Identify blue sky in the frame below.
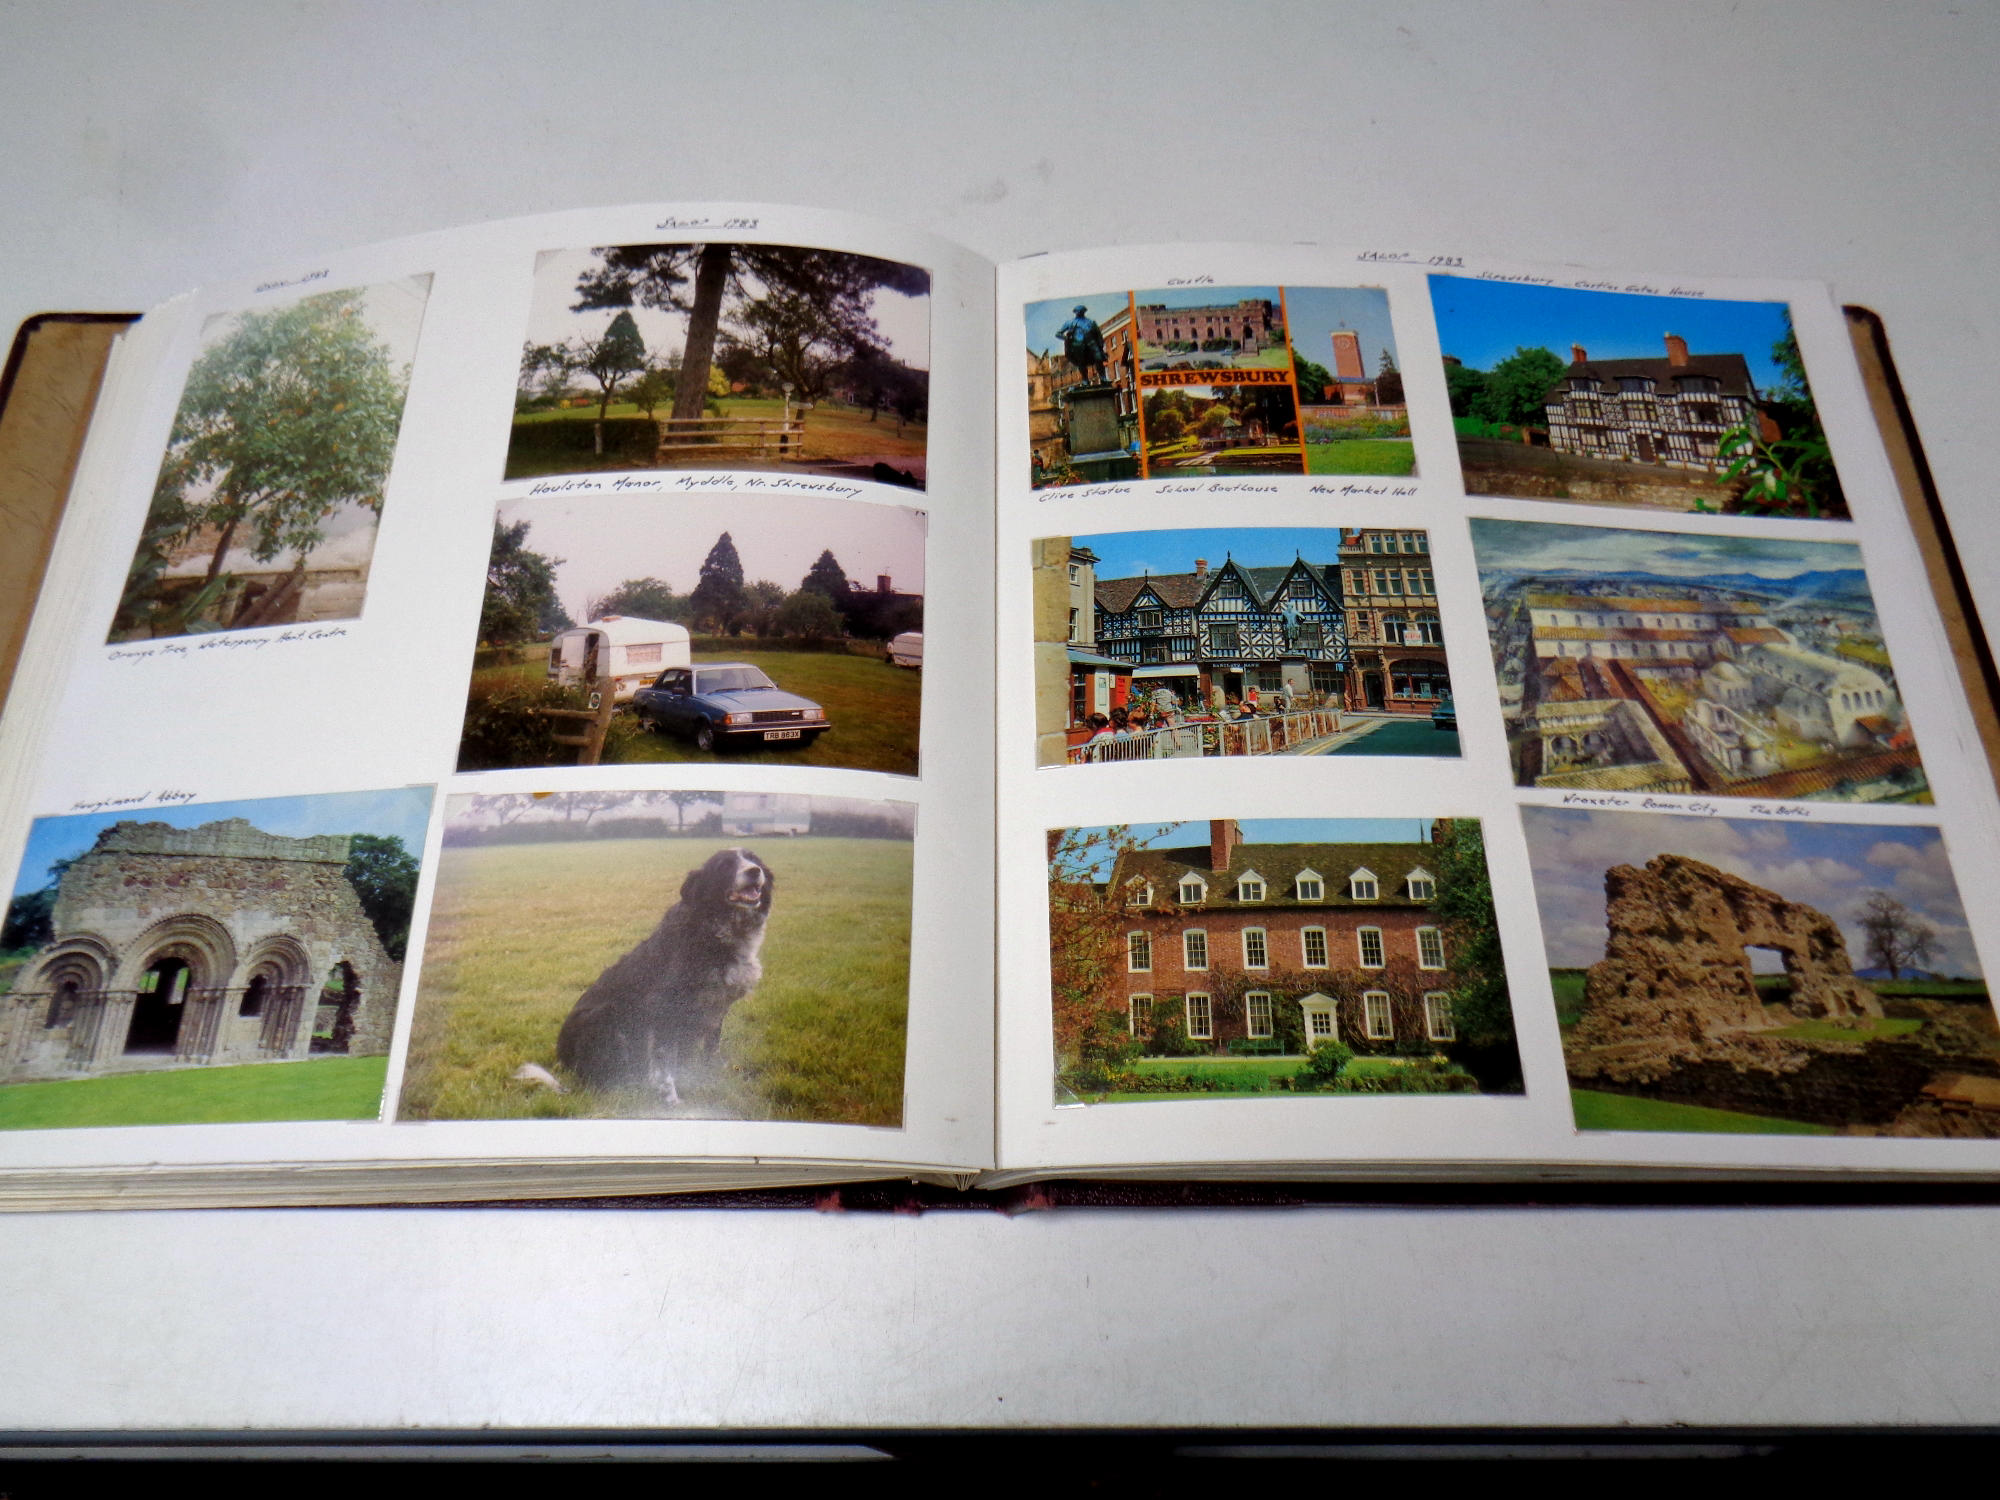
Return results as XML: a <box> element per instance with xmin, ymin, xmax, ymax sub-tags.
<box><xmin>1025</xmin><ymin>290</ymin><xmax>1131</xmax><ymax>356</ymax></box>
<box><xmin>1283</xmin><ymin>286</ymin><xmax>1398</xmax><ymax>380</ymax></box>
<box><xmin>1077</xmin><ymin>526</ymin><xmax>1354</xmax><ymax>582</ymax></box>
<box><xmin>1428</xmin><ymin>275</ymin><xmax>1795</xmax><ymax>390</ymax></box>
<box><xmin>1520</xmin><ymin>808</ymin><xmax>1981</xmax><ymax>977</ymax></box>
<box><xmin>1066</xmin><ymin>819</ymin><xmax>1442</xmax><ymax>880</ymax></box>
<box><xmin>1467</xmin><ymin>519</ymin><xmax>1863</xmax><ymax>581</ymax></box>
<box><xmin>11</xmin><ymin>788</ymin><xmax>435</xmax><ymax>897</ymax></box>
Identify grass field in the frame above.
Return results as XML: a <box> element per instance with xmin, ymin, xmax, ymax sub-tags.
<box><xmin>398</xmin><ymin>836</ymin><xmax>911</xmax><ymax>1125</ymax></box>
<box><xmin>471</xmin><ymin>647</ymin><xmax>921</xmax><ymax>776</ymax></box>
<box><xmin>0</xmin><ymin>1056</ymin><xmax>388</xmax><ymax>1131</ymax></box>
<box><xmin>1079</xmin><ymin>1053</ymin><xmax>1435</xmax><ymax>1102</ymax></box>
<box><xmin>1305</xmin><ymin>438</ymin><xmax>1418</xmax><ymax>476</ymax></box>
<box><xmin>506</xmin><ymin>398</ymin><xmax>926</xmax><ymax>479</ymax></box>
<box><xmin>1570</xmin><ymin>1088</ymin><xmax>1835</xmax><ymax>1135</ymax></box>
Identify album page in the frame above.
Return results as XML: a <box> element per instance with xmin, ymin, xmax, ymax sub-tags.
<box><xmin>0</xmin><ymin>203</ymin><xmax>998</xmax><ymax>1205</ymax></box>
<box><xmin>991</xmin><ymin>242</ymin><xmax>2000</xmax><ymax>1181</ymax></box>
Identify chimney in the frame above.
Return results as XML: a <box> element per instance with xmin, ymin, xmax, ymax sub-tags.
<box><xmin>1570</xmin><ymin>343</ymin><xmax>1588</xmax><ymax>364</ymax></box>
<box><xmin>1194</xmin><ymin>558</ymin><xmax>1208</xmax><ymax>578</ymax></box>
<box><xmin>1209</xmin><ymin>819</ymin><xmax>1241</xmax><ymax>873</ymax></box>
<box><xmin>1330</xmin><ymin>328</ymin><xmax>1364</xmax><ymax>380</ymax></box>
<box><xmin>1664</xmin><ymin>332</ymin><xmax>1689</xmax><ymax>367</ymax></box>
<box><xmin>877</xmin><ymin>574</ymin><xmax>892</xmax><ymax>594</ymax></box>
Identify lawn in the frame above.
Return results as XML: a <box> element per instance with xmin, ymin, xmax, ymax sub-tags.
<box><xmin>0</xmin><ymin>1056</ymin><xmax>389</xmax><ymax>1131</ymax></box>
<box><xmin>1570</xmin><ymin>1088</ymin><xmax>1835</xmax><ymax>1136</ymax></box>
<box><xmin>1079</xmin><ymin>1053</ymin><xmax>1443</xmax><ymax>1102</ymax></box>
<box><xmin>469</xmin><ymin>646</ymin><xmax>921</xmax><ymax>777</ymax></box>
<box><xmin>1763</xmin><ymin>1017</ymin><xmax>1924</xmax><ymax>1042</ymax></box>
<box><xmin>398</xmin><ymin>836</ymin><xmax>911</xmax><ymax>1125</ymax></box>
<box><xmin>506</xmin><ymin>398</ymin><xmax>925</xmax><ymax>479</ymax></box>
<box><xmin>1305</xmin><ymin>438</ymin><xmax>1418</xmax><ymax>476</ymax></box>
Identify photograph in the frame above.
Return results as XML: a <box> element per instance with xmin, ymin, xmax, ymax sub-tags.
<box><xmin>463</xmin><ymin>491</ymin><xmax>925</xmax><ymax>777</ymax></box>
<box><xmin>1048</xmin><ymin>817</ymin><xmax>1520</xmax><ymax>1103</ymax></box>
<box><xmin>1430</xmin><ymin>275</ymin><xmax>1846</xmax><ymax>517</ymax></box>
<box><xmin>398</xmin><ymin>790</ymin><xmax>914</xmax><ymax>1124</ymax></box>
<box><xmin>508</xmin><ymin>242</ymin><xmax>931</xmax><ymax>489</ymax></box>
<box><xmin>1033</xmin><ymin>526</ymin><xmax>1458</xmax><ymax>767</ymax></box>
<box><xmin>108</xmin><ymin>276</ymin><xmax>432</xmax><ymax>642</ymax></box>
<box><xmin>0</xmin><ymin>787</ymin><xmax>431</xmax><ymax>1130</ymax></box>
<box><xmin>1025</xmin><ymin>283</ymin><xmax>1407</xmax><ymax>488</ymax></box>
<box><xmin>1522</xmin><ymin>806</ymin><xmax>1996</xmax><ymax>1136</ymax></box>
<box><xmin>1470</xmin><ymin>519</ymin><xmax>1926</xmax><ymax>803</ymax></box>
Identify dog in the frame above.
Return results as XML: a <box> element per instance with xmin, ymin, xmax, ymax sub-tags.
<box><xmin>556</xmin><ymin>847</ymin><xmax>773</xmax><ymax>1105</ymax></box>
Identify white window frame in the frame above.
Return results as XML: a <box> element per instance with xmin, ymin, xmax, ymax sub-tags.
<box><xmin>1245</xmin><ymin>991</ymin><xmax>1274</xmax><ymax>1040</ymax></box>
<box><xmin>1363</xmin><ymin>990</ymin><xmax>1394</xmax><ymax>1040</ymax></box>
<box><xmin>1349</xmin><ymin>867</ymin><xmax>1379</xmax><ymax>900</ymax></box>
<box><xmin>1183</xmin><ymin>929</ymin><xmax>1209</xmax><ymax>971</ymax></box>
<box><xmin>1301</xmin><ymin>927</ymin><xmax>1328</xmax><ymax>969</ymax></box>
<box><xmin>1358</xmin><ymin>926</ymin><xmax>1385</xmax><ymax>969</ymax></box>
<box><xmin>1299</xmin><ymin>992</ymin><xmax>1338</xmax><ymax>1046</ymax></box>
<box><xmin>1126</xmin><ymin>878</ymin><xmax>1154</xmax><ymax>907</ymax></box>
<box><xmin>1241</xmin><ymin>927</ymin><xmax>1269</xmax><ymax>970</ymax></box>
<box><xmin>1295</xmin><ymin>868</ymin><xmax>1324</xmax><ymax>901</ymax></box>
<box><xmin>1127</xmin><ymin>931</ymin><xmax>1152</xmax><ymax>973</ymax></box>
<box><xmin>1417</xmin><ymin>926</ymin><xmax>1446</xmax><ymax>971</ymax></box>
<box><xmin>1235</xmin><ymin>870</ymin><xmax>1266</xmax><ymax>902</ymax></box>
<box><xmin>1130</xmin><ymin>993</ymin><xmax>1151</xmax><ymax>1036</ymax></box>
<box><xmin>1178</xmin><ymin>874</ymin><xmax>1207</xmax><ymax>905</ymax></box>
<box><xmin>1406</xmin><ymin>866</ymin><xmax>1436</xmax><ymax>901</ymax></box>
<box><xmin>1185</xmin><ymin>992</ymin><xmax>1213</xmax><ymax>1040</ymax></box>
<box><xmin>1424</xmin><ymin>991</ymin><xmax>1455</xmax><ymax>1042</ymax></box>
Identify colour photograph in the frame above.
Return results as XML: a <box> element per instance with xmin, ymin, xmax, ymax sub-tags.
<box><xmin>109</xmin><ymin>276</ymin><xmax>432</xmax><ymax>642</ymax></box>
<box><xmin>1048</xmin><ymin>817</ymin><xmax>1520</xmax><ymax>1102</ymax></box>
<box><xmin>463</xmin><ymin>492</ymin><xmax>925</xmax><ymax>777</ymax></box>
<box><xmin>0</xmin><ymin>788</ymin><xmax>431</xmax><ymax>1130</ymax></box>
<box><xmin>398</xmin><ymin>790</ymin><xmax>914</xmax><ymax>1124</ymax></box>
<box><xmin>1431</xmin><ymin>275</ymin><xmax>1846</xmax><ymax>517</ymax></box>
<box><xmin>1033</xmin><ymin>527</ymin><xmax>1457</xmax><ymax>767</ymax></box>
<box><xmin>1522</xmin><ymin>806</ymin><xmax>1996</xmax><ymax>1136</ymax></box>
<box><xmin>509</xmin><ymin>243</ymin><xmax>930</xmax><ymax>489</ymax></box>
<box><xmin>1025</xmin><ymin>284</ymin><xmax>1409</xmax><ymax>488</ymax></box>
<box><xmin>1470</xmin><ymin>519</ymin><xmax>1926</xmax><ymax>803</ymax></box>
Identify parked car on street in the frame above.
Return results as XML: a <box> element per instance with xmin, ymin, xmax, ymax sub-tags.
<box><xmin>630</xmin><ymin>663</ymin><xmax>830</xmax><ymax>752</ymax></box>
<box><xmin>1431</xmin><ymin>692</ymin><xmax>1457</xmax><ymax>731</ymax></box>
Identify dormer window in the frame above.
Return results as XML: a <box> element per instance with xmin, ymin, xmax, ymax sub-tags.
<box><xmin>1406</xmin><ymin>867</ymin><xmax>1436</xmax><ymax>901</ymax></box>
<box><xmin>1125</xmin><ymin>878</ymin><xmax>1154</xmax><ymax>908</ymax></box>
<box><xmin>1617</xmin><ymin>376</ymin><xmax>1655</xmax><ymax>395</ymax></box>
<box><xmin>1295</xmin><ymin>868</ymin><xmax>1324</xmax><ymax>901</ymax></box>
<box><xmin>1177</xmin><ymin>874</ymin><xmax>1206</xmax><ymax>906</ymax></box>
<box><xmin>1235</xmin><ymin>871</ymin><xmax>1265</xmax><ymax>903</ymax></box>
<box><xmin>1349</xmin><ymin>868</ymin><xmax>1379</xmax><ymax>901</ymax></box>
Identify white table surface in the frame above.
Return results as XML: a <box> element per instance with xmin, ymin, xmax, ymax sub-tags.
<box><xmin>3</xmin><ymin>0</ymin><xmax>1999</xmax><ymax>1434</ymax></box>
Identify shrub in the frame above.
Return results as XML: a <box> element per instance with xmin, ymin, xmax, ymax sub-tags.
<box><xmin>508</xmin><ymin>415</ymin><xmax>660</xmax><ymax>466</ymax></box>
<box><xmin>457</xmin><ymin>679</ymin><xmax>641</xmax><ymax>771</ymax></box>
<box><xmin>1298</xmin><ymin>1040</ymin><xmax>1354</xmax><ymax>1086</ymax></box>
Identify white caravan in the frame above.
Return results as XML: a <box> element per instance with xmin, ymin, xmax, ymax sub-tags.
<box><xmin>888</xmin><ymin>631</ymin><xmax>924</xmax><ymax>668</ymax></box>
<box><xmin>545</xmin><ymin>616</ymin><xmax>691</xmax><ymax>701</ymax></box>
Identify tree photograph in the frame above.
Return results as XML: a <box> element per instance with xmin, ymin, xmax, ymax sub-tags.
<box><xmin>109</xmin><ymin>276</ymin><xmax>431</xmax><ymax>642</ymax></box>
<box><xmin>507</xmin><ymin>241</ymin><xmax>931</xmax><ymax>489</ymax></box>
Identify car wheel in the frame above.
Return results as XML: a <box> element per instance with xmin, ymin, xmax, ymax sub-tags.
<box><xmin>694</xmin><ymin>721</ymin><xmax>717</xmax><ymax>753</ymax></box>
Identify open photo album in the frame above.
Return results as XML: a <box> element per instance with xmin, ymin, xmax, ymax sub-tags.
<box><xmin>2</xmin><ymin>202</ymin><xmax>1997</xmax><ymax>1208</ymax></box>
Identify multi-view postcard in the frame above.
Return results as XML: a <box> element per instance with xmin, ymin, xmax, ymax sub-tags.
<box><xmin>1046</xmin><ymin>816</ymin><xmax>1520</xmax><ymax>1103</ymax></box>
<box><xmin>510</xmin><ymin>242</ymin><xmax>932</xmax><ymax>490</ymax></box>
<box><xmin>1429</xmin><ymin>275</ymin><xmax>1846</xmax><ymax>519</ymax></box>
<box><xmin>1025</xmin><ymin>285</ymin><xmax>1412</xmax><ymax>489</ymax></box>
<box><xmin>1468</xmin><ymin>519</ymin><xmax>1926</xmax><ymax>803</ymax></box>
<box><xmin>0</xmin><ymin>788</ymin><xmax>433</xmax><ymax>1131</ymax></box>
<box><xmin>108</xmin><ymin>276</ymin><xmax>433</xmax><ymax>642</ymax></box>
<box><xmin>462</xmin><ymin>491</ymin><xmax>925</xmax><ymax>776</ymax></box>
<box><xmin>399</xmin><ymin>789</ymin><xmax>914</xmax><ymax>1125</ymax></box>
<box><xmin>1521</xmin><ymin>806</ymin><xmax>1992</xmax><ymax>1137</ymax></box>
<box><xmin>1032</xmin><ymin>526</ymin><xmax>1458</xmax><ymax>767</ymax></box>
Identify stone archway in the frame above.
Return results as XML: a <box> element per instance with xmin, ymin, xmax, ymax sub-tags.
<box><xmin>115</xmin><ymin>914</ymin><xmax>237</xmax><ymax>1063</ymax></box>
<box><xmin>237</xmin><ymin>935</ymin><xmax>315</xmax><ymax>1056</ymax></box>
<box><xmin>312</xmin><ymin>960</ymin><xmax>363</xmax><ymax>1055</ymax></box>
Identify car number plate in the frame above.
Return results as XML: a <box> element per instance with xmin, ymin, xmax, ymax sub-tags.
<box><xmin>763</xmin><ymin>729</ymin><xmax>801</xmax><ymax>740</ymax></box>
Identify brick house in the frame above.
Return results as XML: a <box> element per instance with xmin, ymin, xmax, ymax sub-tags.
<box><xmin>1338</xmin><ymin>528</ymin><xmax>1451</xmax><ymax>714</ymax></box>
<box><xmin>1103</xmin><ymin>819</ymin><xmax>1459</xmax><ymax>1053</ymax></box>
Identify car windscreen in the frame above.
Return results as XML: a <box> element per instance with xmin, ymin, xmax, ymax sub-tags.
<box><xmin>695</xmin><ymin>667</ymin><xmax>776</xmax><ymax>694</ymax></box>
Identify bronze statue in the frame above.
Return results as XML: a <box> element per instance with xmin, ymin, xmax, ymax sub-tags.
<box><xmin>1056</xmin><ymin>305</ymin><xmax>1108</xmax><ymax>385</ymax></box>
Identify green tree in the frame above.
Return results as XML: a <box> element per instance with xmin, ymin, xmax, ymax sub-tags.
<box><xmin>568</xmin><ymin>311</ymin><xmax>647</xmax><ymax>455</ymax></box>
<box><xmin>1858</xmin><ymin>891</ymin><xmax>1938</xmax><ymax>979</ymax></box>
<box><xmin>590</xmin><ymin>577</ymin><xmax>686</xmax><ymax>622</ymax></box>
<box><xmin>1714</xmin><ymin>310</ymin><xmax>1846</xmax><ymax>518</ymax></box>
<box><xmin>1469</xmin><ymin>346</ymin><xmax>1565</xmax><ymax>429</ymax></box>
<box><xmin>800</xmin><ymin>549</ymin><xmax>851</xmax><ymax>603</ymax></box>
<box><xmin>743</xmin><ymin>578</ymin><xmax>786</xmax><ymax>635</ymax></box>
<box><xmin>1429</xmin><ymin>819</ymin><xmax>1523</xmax><ymax>1091</ymax></box>
<box><xmin>1149</xmin><ymin>406</ymin><xmax>1186</xmax><ymax>442</ymax></box>
<box><xmin>626</xmin><ymin>361</ymin><xmax>674</xmax><ymax>420</ymax></box>
<box><xmin>140</xmin><ymin>288</ymin><xmax>409</xmax><ymax>599</ymax></box>
<box><xmin>572</xmin><ymin>245</ymin><xmax>930</xmax><ymax>425</ymax></box>
<box><xmin>342</xmin><ymin>834</ymin><xmax>420</xmax><ymax>962</ymax></box>
<box><xmin>689</xmin><ymin>532</ymin><xmax>748</xmax><ymax>633</ymax></box>
<box><xmin>479</xmin><ymin>520</ymin><xmax>567</xmax><ymax>645</ymax></box>
<box><xmin>1289</xmin><ymin>348</ymin><xmax>1334</xmax><ymax>400</ymax></box>
<box><xmin>1442</xmin><ymin>359</ymin><xmax>1487</xmax><ymax>417</ymax></box>
<box><xmin>776</xmin><ymin>587</ymin><xmax>843</xmax><ymax>641</ymax></box>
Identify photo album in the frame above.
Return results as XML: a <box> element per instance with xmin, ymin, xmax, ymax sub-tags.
<box><xmin>2</xmin><ymin>202</ymin><xmax>1997</xmax><ymax>1208</ymax></box>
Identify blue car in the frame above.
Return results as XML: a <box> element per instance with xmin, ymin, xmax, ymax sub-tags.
<box><xmin>1431</xmin><ymin>692</ymin><xmax>1457</xmax><ymax>731</ymax></box>
<box><xmin>631</xmin><ymin>663</ymin><xmax>831</xmax><ymax>752</ymax></box>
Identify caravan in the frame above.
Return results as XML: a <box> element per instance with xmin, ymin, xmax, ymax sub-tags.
<box><xmin>545</xmin><ymin>616</ymin><xmax>691</xmax><ymax>702</ymax></box>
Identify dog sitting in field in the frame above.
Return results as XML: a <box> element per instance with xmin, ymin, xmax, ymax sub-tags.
<box><xmin>556</xmin><ymin>847</ymin><xmax>773</xmax><ymax>1105</ymax></box>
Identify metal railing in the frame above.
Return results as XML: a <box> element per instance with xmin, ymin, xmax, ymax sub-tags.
<box><xmin>1068</xmin><ymin>709</ymin><xmax>1343</xmax><ymax>764</ymax></box>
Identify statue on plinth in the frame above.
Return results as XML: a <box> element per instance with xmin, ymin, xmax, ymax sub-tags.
<box><xmin>1056</xmin><ymin>305</ymin><xmax>1108</xmax><ymax>386</ymax></box>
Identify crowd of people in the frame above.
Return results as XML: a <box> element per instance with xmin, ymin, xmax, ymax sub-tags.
<box><xmin>1077</xmin><ymin>682</ymin><xmax>1337</xmax><ymax>746</ymax></box>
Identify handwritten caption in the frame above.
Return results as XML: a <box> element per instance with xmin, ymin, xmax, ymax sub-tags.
<box><xmin>69</xmin><ymin>789</ymin><xmax>198</xmax><ymax>815</ymax></box>
<box><xmin>1557</xmin><ymin>791</ymin><xmax>1811</xmax><ymax>820</ymax></box>
<box><xmin>654</xmin><ymin>216</ymin><xmax>761</xmax><ymax>231</ymax></box>
<box><xmin>254</xmin><ymin>269</ymin><xmax>330</xmax><ymax>294</ymax></box>
<box><xmin>1355</xmin><ymin>251</ymin><xmax>1709</xmax><ymax>299</ymax></box>
<box><xmin>526</xmin><ymin>473</ymin><xmax>865</xmax><ymax>502</ymax></box>
<box><xmin>105</xmin><ymin>626</ymin><xmax>348</xmax><ymax>664</ymax></box>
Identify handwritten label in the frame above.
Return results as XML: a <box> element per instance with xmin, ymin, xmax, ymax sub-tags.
<box><xmin>653</xmin><ymin>216</ymin><xmax>760</xmax><ymax>231</ymax></box>
<box><xmin>105</xmin><ymin>627</ymin><xmax>347</xmax><ymax>663</ymax></box>
<box><xmin>254</xmin><ymin>269</ymin><xmax>330</xmax><ymax>294</ymax></box>
<box><xmin>1165</xmin><ymin>275</ymin><xmax>1214</xmax><ymax>286</ymax></box>
<box><xmin>1309</xmin><ymin>482</ymin><xmax>1418</xmax><ymax>497</ymax></box>
<box><xmin>526</xmin><ymin>473</ymin><xmax>865</xmax><ymax>502</ymax></box>
<box><xmin>69</xmin><ymin>789</ymin><xmax>201</xmax><ymax>814</ymax></box>
<box><xmin>1748</xmin><ymin>803</ymin><xmax>1812</xmax><ymax>818</ymax></box>
<box><xmin>1356</xmin><ymin>253</ymin><xmax>1464</xmax><ymax>267</ymax></box>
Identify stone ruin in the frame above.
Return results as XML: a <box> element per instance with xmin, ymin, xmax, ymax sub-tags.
<box><xmin>1</xmin><ymin>818</ymin><xmax>401</xmax><ymax>1083</ymax></box>
<box><xmin>1567</xmin><ymin>853</ymin><xmax>1882</xmax><ymax>1084</ymax></box>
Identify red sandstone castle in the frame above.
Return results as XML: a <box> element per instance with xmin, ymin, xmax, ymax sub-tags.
<box><xmin>1101</xmin><ymin>819</ymin><xmax>1460</xmax><ymax>1051</ymax></box>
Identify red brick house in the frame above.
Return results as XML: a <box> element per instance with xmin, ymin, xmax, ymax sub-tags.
<box><xmin>1103</xmin><ymin>819</ymin><xmax>1460</xmax><ymax>1053</ymax></box>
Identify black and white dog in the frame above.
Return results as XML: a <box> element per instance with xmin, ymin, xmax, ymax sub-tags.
<box><xmin>557</xmin><ymin>848</ymin><xmax>773</xmax><ymax>1104</ymax></box>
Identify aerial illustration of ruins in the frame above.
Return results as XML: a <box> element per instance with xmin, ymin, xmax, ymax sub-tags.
<box><xmin>1470</xmin><ymin>519</ymin><xmax>1927</xmax><ymax>803</ymax></box>
<box><xmin>1522</xmin><ymin>807</ymin><xmax>1998</xmax><ymax>1136</ymax></box>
